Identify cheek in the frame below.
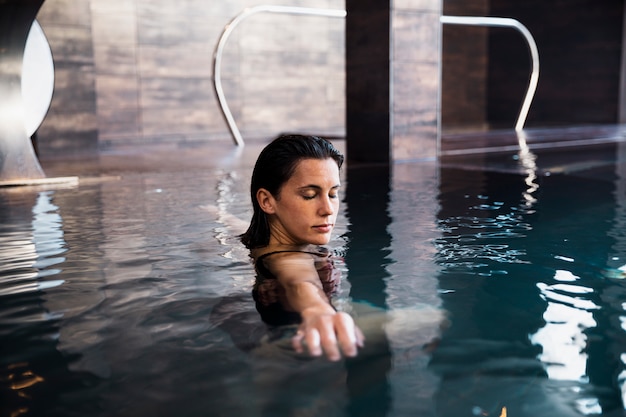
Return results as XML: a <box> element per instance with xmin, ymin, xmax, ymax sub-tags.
<box><xmin>278</xmin><ymin>200</ymin><xmax>308</xmax><ymax>224</ymax></box>
<box><xmin>276</xmin><ymin>196</ymin><xmax>299</xmax><ymax>211</ymax></box>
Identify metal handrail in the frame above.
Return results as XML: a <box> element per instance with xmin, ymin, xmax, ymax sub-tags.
<box><xmin>213</xmin><ymin>5</ymin><xmax>347</xmax><ymax>146</ymax></box>
<box><xmin>440</xmin><ymin>15</ymin><xmax>539</xmax><ymax>132</ymax></box>
<box><xmin>213</xmin><ymin>9</ymin><xmax>539</xmax><ymax>145</ymax></box>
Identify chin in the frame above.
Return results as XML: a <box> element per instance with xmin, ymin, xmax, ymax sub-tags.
<box><xmin>310</xmin><ymin>235</ymin><xmax>332</xmax><ymax>246</ymax></box>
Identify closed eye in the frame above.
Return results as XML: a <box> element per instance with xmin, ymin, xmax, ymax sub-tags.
<box><xmin>299</xmin><ymin>185</ymin><xmax>340</xmax><ymax>200</ymax></box>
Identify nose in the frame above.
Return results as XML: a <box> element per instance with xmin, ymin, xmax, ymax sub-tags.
<box><xmin>318</xmin><ymin>195</ymin><xmax>335</xmax><ymax>216</ymax></box>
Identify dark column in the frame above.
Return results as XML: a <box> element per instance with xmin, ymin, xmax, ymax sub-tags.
<box><xmin>345</xmin><ymin>0</ymin><xmax>391</xmax><ymax>163</ymax></box>
<box><xmin>346</xmin><ymin>1</ymin><xmax>442</xmax><ymax>163</ymax></box>
<box><xmin>0</xmin><ymin>0</ymin><xmax>46</xmax><ymax>181</ymax></box>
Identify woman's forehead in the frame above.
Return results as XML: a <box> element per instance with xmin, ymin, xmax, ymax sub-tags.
<box><xmin>289</xmin><ymin>158</ymin><xmax>340</xmax><ymax>185</ymax></box>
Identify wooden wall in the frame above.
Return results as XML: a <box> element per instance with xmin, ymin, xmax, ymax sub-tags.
<box><xmin>442</xmin><ymin>0</ymin><xmax>625</xmax><ymax>130</ymax></box>
<box><xmin>488</xmin><ymin>0</ymin><xmax>624</xmax><ymax>127</ymax></box>
<box><xmin>346</xmin><ymin>0</ymin><xmax>442</xmax><ymax>162</ymax></box>
<box><xmin>34</xmin><ymin>0</ymin><xmax>626</xmax><ymax>155</ymax></box>
<box><xmin>441</xmin><ymin>0</ymin><xmax>489</xmax><ymax>132</ymax></box>
<box><xmin>37</xmin><ymin>1</ymin><xmax>98</xmax><ymax>155</ymax></box>
<box><xmin>35</xmin><ymin>0</ymin><xmax>345</xmax><ymax>156</ymax></box>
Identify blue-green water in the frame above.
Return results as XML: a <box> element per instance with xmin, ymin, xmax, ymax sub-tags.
<box><xmin>2</xmin><ymin>145</ymin><xmax>626</xmax><ymax>416</ymax></box>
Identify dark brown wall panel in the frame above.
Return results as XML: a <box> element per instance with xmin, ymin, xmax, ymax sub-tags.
<box><xmin>488</xmin><ymin>0</ymin><xmax>624</xmax><ymax>127</ymax></box>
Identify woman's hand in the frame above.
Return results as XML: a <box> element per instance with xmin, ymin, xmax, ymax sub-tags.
<box><xmin>292</xmin><ymin>306</ymin><xmax>364</xmax><ymax>361</ymax></box>
<box><xmin>263</xmin><ymin>251</ymin><xmax>364</xmax><ymax>361</ymax></box>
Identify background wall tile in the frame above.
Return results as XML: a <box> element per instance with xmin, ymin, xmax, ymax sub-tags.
<box><xmin>36</xmin><ymin>0</ymin><xmax>346</xmax><ymax>155</ymax></box>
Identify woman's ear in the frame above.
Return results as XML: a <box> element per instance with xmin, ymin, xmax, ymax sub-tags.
<box><xmin>256</xmin><ymin>188</ymin><xmax>276</xmax><ymax>214</ymax></box>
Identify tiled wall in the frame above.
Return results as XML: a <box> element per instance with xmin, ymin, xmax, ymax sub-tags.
<box><xmin>36</xmin><ymin>0</ymin><xmax>345</xmax><ymax>155</ymax></box>
<box><xmin>36</xmin><ymin>1</ymin><xmax>98</xmax><ymax>156</ymax></box>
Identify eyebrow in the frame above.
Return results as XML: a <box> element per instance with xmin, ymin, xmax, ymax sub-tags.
<box><xmin>298</xmin><ymin>184</ymin><xmax>341</xmax><ymax>190</ymax></box>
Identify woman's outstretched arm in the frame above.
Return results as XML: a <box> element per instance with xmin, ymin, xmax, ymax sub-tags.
<box><xmin>264</xmin><ymin>252</ymin><xmax>364</xmax><ymax>361</ymax></box>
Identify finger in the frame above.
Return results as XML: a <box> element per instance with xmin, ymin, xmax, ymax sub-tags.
<box><xmin>305</xmin><ymin>329</ymin><xmax>322</xmax><ymax>357</ymax></box>
<box><xmin>335</xmin><ymin>313</ymin><xmax>358</xmax><ymax>357</ymax></box>
<box><xmin>321</xmin><ymin>343</ymin><xmax>341</xmax><ymax>362</ymax></box>
<box><xmin>292</xmin><ymin>329</ymin><xmax>305</xmax><ymax>354</ymax></box>
<box><xmin>319</xmin><ymin>323</ymin><xmax>341</xmax><ymax>361</ymax></box>
<box><xmin>355</xmin><ymin>325</ymin><xmax>365</xmax><ymax>347</ymax></box>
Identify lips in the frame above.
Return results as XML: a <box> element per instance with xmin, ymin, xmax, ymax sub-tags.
<box><xmin>313</xmin><ymin>224</ymin><xmax>333</xmax><ymax>233</ymax></box>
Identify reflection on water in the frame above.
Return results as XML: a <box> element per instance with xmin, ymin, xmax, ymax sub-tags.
<box><xmin>0</xmin><ymin>192</ymin><xmax>65</xmax><ymax>297</ymax></box>
<box><xmin>515</xmin><ymin>131</ymin><xmax>539</xmax><ymax>209</ymax></box>
<box><xmin>433</xmin><ymin>142</ymin><xmax>626</xmax><ymax>416</ymax></box>
<box><xmin>2</xmin><ymin>142</ymin><xmax>626</xmax><ymax>416</ymax></box>
<box><xmin>0</xmin><ymin>172</ymin><xmax>257</xmax><ymax>416</ymax></box>
<box><xmin>344</xmin><ymin>164</ymin><xmax>393</xmax><ymax>416</ymax></box>
<box><xmin>531</xmin><ymin>271</ymin><xmax>598</xmax><ymax>383</ymax></box>
<box><xmin>0</xmin><ymin>188</ymin><xmax>86</xmax><ymax>416</ymax></box>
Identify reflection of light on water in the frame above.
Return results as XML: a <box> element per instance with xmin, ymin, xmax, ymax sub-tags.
<box><xmin>210</xmin><ymin>170</ymin><xmax>256</xmax><ymax>260</ymax></box>
<box><xmin>436</xmin><ymin>209</ymin><xmax>532</xmax><ymax>270</ymax></box>
<box><xmin>530</xmin><ymin>268</ymin><xmax>601</xmax><ymax>412</ymax></box>
<box><xmin>531</xmin><ymin>301</ymin><xmax>595</xmax><ymax>380</ymax></box>
<box><xmin>32</xmin><ymin>192</ymin><xmax>66</xmax><ymax>272</ymax></box>
<box><xmin>531</xmin><ymin>270</ymin><xmax>598</xmax><ymax>381</ymax></box>
<box><xmin>611</xmin><ymin>134</ymin><xmax>626</xmax><ymax>409</ymax></box>
<box><xmin>575</xmin><ymin>398</ymin><xmax>603</xmax><ymax>415</ymax></box>
<box><xmin>619</xmin><ymin>353</ymin><xmax>626</xmax><ymax>410</ymax></box>
<box><xmin>0</xmin><ymin>191</ymin><xmax>66</xmax><ymax>411</ymax></box>
<box><xmin>0</xmin><ymin>192</ymin><xmax>65</xmax><ymax>297</ymax></box>
<box><xmin>215</xmin><ymin>171</ymin><xmax>240</xmax><ymax>259</ymax></box>
<box><xmin>516</xmin><ymin>131</ymin><xmax>539</xmax><ymax>208</ymax></box>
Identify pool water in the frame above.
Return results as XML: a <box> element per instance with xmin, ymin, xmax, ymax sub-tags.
<box><xmin>2</xmin><ymin>141</ymin><xmax>626</xmax><ymax>416</ymax></box>
<box><xmin>433</xmin><ymin>164</ymin><xmax>626</xmax><ymax>417</ymax></box>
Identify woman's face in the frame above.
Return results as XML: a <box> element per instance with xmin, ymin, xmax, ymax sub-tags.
<box><xmin>260</xmin><ymin>158</ymin><xmax>340</xmax><ymax>246</ymax></box>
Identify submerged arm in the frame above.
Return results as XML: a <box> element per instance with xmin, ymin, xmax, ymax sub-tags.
<box><xmin>266</xmin><ymin>252</ymin><xmax>364</xmax><ymax>361</ymax></box>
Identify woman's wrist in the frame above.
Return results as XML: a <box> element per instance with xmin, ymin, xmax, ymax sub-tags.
<box><xmin>300</xmin><ymin>304</ymin><xmax>336</xmax><ymax>319</ymax></box>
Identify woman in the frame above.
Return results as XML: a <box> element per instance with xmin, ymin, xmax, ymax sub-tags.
<box><xmin>241</xmin><ymin>134</ymin><xmax>364</xmax><ymax>361</ymax></box>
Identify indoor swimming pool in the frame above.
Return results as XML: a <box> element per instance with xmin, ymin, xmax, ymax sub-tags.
<box><xmin>2</xmin><ymin>138</ymin><xmax>626</xmax><ymax>416</ymax></box>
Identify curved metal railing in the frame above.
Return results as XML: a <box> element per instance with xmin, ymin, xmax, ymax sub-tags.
<box><xmin>440</xmin><ymin>15</ymin><xmax>539</xmax><ymax>132</ymax></box>
<box><xmin>213</xmin><ymin>8</ymin><xmax>539</xmax><ymax>146</ymax></box>
<box><xmin>213</xmin><ymin>5</ymin><xmax>347</xmax><ymax>146</ymax></box>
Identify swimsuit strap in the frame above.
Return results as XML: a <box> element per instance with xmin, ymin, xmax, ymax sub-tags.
<box><xmin>256</xmin><ymin>248</ymin><xmax>328</xmax><ymax>263</ymax></box>
<box><xmin>255</xmin><ymin>247</ymin><xmax>331</xmax><ymax>281</ymax></box>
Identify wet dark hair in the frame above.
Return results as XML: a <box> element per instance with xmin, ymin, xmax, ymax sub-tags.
<box><xmin>240</xmin><ymin>134</ymin><xmax>344</xmax><ymax>249</ymax></box>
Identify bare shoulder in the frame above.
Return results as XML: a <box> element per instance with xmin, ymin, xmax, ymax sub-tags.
<box><xmin>252</xmin><ymin>244</ymin><xmax>320</xmax><ymax>261</ymax></box>
<box><xmin>259</xmin><ymin>248</ymin><xmax>316</xmax><ymax>268</ymax></box>
<box><xmin>255</xmin><ymin>246</ymin><xmax>321</xmax><ymax>285</ymax></box>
